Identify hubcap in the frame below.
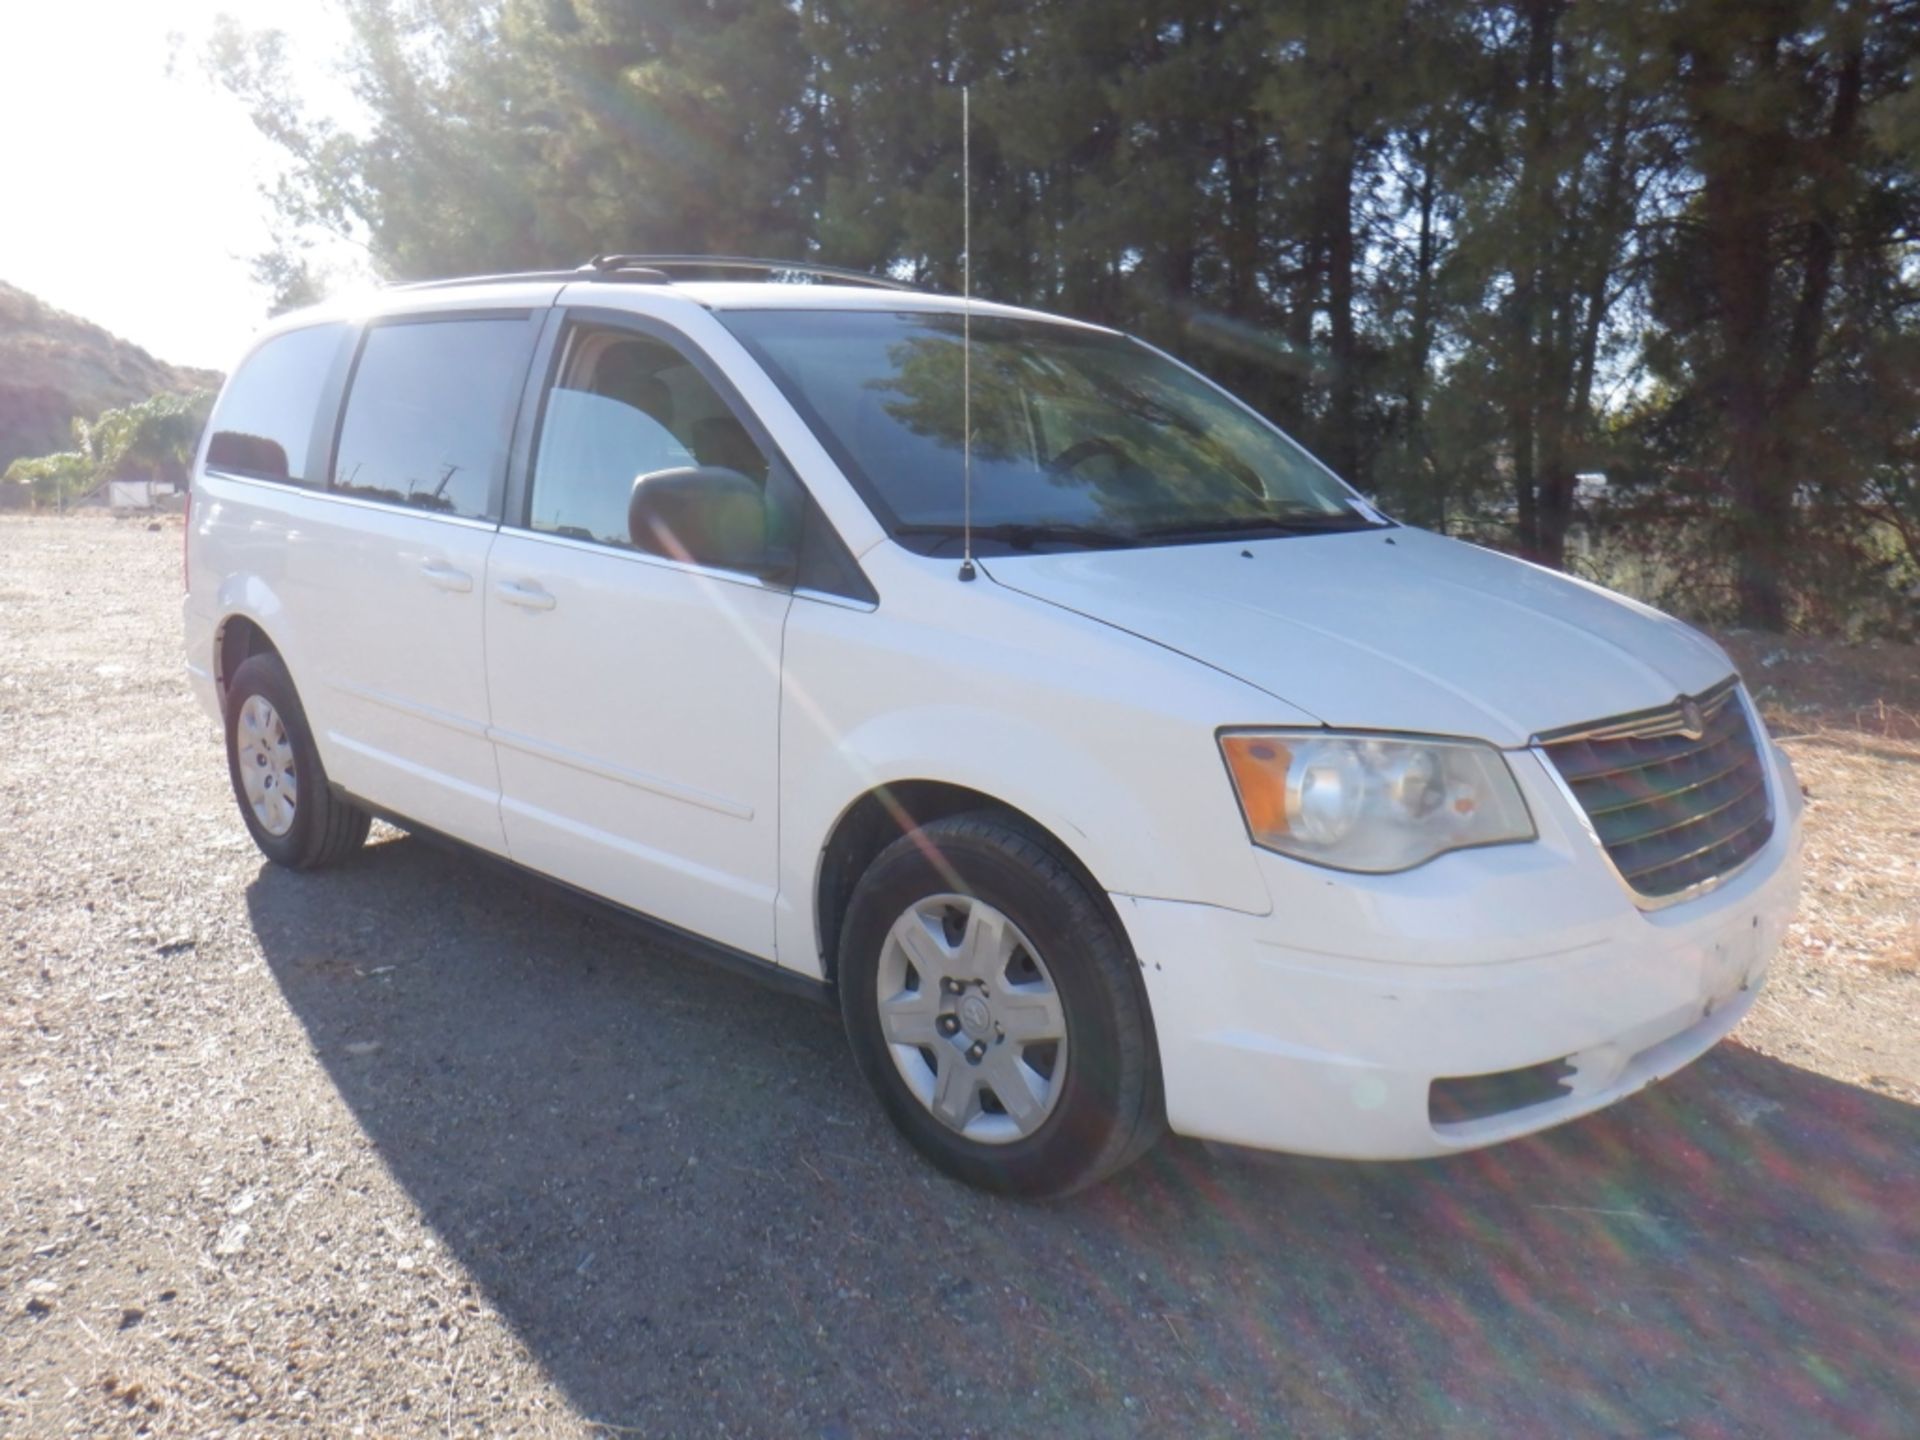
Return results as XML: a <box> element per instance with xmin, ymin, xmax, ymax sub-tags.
<box><xmin>236</xmin><ymin>694</ymin><xmax>298</xmax><ymax>837</ymax></box>
<box><xmin>875</xmin><ymin>894</ymin><xmax>1068</xmax><ymax>1145</ymax></box>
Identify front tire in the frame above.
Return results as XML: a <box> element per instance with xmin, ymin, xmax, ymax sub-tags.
<box><xmin>839</xmin><ymin>813</ymin><xmax>1163</xmax><ymax>1196</ymax></box>
<box><xmin>223</xmin><ymin>651</ymin><xmax>370</xmax><ymax>869</ymax></box>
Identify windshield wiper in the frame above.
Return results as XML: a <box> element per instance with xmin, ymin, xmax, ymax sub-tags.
<box><xmin>893</xmin><ymin>522</ymin><xmax>1141</xmax><ymax>552</ymax></box>
<box><xmin>1136</xmin><ymin>511</ymin><xmax>1389</xmax><ymax>541</ymax></box>
<box><xmin>894</xmin><ymin>512</ymin><xmax>1383</xmax><ymax>554</ymax></box>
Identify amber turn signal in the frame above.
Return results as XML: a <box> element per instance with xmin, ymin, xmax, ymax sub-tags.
<box><xmin>1220</xmin><ymin>734</ymin><xmax>1292</xmax><ymax>841</ymax></box>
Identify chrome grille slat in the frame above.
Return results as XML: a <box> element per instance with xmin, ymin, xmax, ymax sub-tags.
<box><xmin>1590</xmin><ymin>772</ymin><xmax>1768</xmax><ymax>849</ymax></box>
<box><xmin>1622</xmin><ymin>809</ymin><xmax>1773</xmax><ymax>888</ymax></box>
<box><xmin>1546</xmin><ymin>702</ymin><xmax>1747</xmax><ymax>783</ymax></box>
<box><xmin>1577</xmin><ymin>745</ymin><xmax>1754</xmax><ymax>817</ymax></box>
<box><xmin>1541</xmin><ymin>682</ymin><xmax>1773</xmax><ymax>902</ymax></box>
<box><xmin>1610</xmin><ymin>785</ymin><xmax>1770</xmax><ymax>877</ymax></box>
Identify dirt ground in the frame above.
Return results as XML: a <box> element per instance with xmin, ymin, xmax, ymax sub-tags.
<box><xmin>3</xmin><ymin>514</ymin><xmax>1916</xmax><ymax>1438</ymax></box>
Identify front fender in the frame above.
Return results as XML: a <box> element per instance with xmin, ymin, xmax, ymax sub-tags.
<box><xmin>773</xmin><ymin>574</ymin><xmax>1300</xmax><ymax>978</ymax></box>
<box><xmin>819</xmin><ymin>700</ymin><xmax>1165</xmax><ymax>870</ymax></box>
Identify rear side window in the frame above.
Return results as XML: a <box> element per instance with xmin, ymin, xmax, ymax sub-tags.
<box><xmin>332</xmin><ymin>316</ymin><xmax>534</xmax><ymax>520</ymax></box>
<box><xmin>204</xmin><ymin>323</ymin><xmax>349</xmax><ymax>484</ymax></box>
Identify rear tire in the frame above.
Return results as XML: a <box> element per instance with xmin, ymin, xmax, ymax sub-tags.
<box><xmin>839</xmin><ymin>812</ymin><xmax>1163</xmax><ymax>1196</ymax></box>
<box><xmin>224</xmin><ymin>651</ymin><xmax>370</xmax><ymax>869</ymax></box>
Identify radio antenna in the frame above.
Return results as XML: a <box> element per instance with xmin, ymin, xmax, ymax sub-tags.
<box><xmin>957</xmin><ymin>84</ymin><xmax>977</xmax><ymax>582</ymax></box>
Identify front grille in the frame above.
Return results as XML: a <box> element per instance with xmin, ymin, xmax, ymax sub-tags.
<box><xmin>1540</xmin><ymin>680</ymin><xmax>1772</xmax><ymax>901</ymax></box>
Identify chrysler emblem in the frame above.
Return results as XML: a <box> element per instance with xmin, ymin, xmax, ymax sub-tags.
<box><xmin>1678</xmin><ymin>698</ymin><xmax>1706</xmax><ymax>740</ymax></box>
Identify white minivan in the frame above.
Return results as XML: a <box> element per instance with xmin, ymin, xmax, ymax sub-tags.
<box><xmin>185</xmin><ymin>256</ymin><xmax>1804</xmax><ymax>1195</ymax></box>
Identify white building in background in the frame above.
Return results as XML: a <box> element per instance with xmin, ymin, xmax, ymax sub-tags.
<box><xmin>103</xmin><ymin>479</ymin><xmax>178</xmax><ymax>510</ymax></box>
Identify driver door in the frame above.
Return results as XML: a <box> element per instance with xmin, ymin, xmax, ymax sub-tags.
<box><xmin>482</xmin><ymin>314</ymin><xmax>793</xmax><ymax>959</ymax></box>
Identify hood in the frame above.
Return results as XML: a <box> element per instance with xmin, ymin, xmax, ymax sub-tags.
<box><xmin>981</xmin><ymin>526</ymin><xmax>1734</xmax><ymax>747</ymax></box>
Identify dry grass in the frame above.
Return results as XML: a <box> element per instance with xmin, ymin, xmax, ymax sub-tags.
<box><xmin>1718</xmin><ymin>630</ymin><xmax>1920</xmax><ymax>1101</ymax></box>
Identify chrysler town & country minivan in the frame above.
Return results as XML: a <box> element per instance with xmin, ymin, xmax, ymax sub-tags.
<box><xmin>185</xmin><ymin>256</ymin><xmax>1804</xmax><ymax>1195</ymax></box>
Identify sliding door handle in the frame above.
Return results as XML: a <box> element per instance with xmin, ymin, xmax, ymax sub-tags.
<box><xmin>494</xmin><ymin>578</ymin><xmax>557</xmax><ymax>611</ymax></box>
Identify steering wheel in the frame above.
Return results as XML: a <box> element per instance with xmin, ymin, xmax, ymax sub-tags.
<box><xmin>1045</xmin><ymin>435</ymin><xmax>1133</xmax><ymax>476</ymax></box>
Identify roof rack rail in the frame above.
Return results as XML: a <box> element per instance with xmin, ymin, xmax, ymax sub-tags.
<box><xmin>384</xmin><ymin>255</ymin><xmax>920</xmax><ymax>295</ymax></box>
<box><xmin>387</xmin><ymin>268</ymin><xmax>588</xmax><ymax>292</ymax></box>
<box><xmin>581</xmin><ymin>254</ymin><xmax>917</xmax><ymax>292</ymax></box>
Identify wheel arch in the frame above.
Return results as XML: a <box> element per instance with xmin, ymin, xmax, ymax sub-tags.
<box><xmin>209</xmin><ymin>565</ymin><xmax>303</xmax><ymax>709</ymax></box>
<box><xmin>812</xmin><ymin>779</ymin><xmax>1129</xmax><ymax>988</ymax></box>
<box><xmin>215</xmin><ymin>613</ymin><xmax>283</xmax><ymax>706</ymax></box>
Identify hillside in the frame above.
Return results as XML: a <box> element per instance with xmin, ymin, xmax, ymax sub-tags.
<box><xmin>0</xmin><ymin>281</ymin><xmax>222</xmax><ymax>472</ymax></box>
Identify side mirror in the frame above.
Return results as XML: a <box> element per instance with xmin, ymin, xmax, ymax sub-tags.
<box><xmin>627</xmin><ymin>466</ymin><xmax>774</xmax><ymax>575</ymax></box>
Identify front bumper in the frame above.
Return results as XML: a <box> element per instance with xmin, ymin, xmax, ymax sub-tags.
<box><xmin>1117</xmin><ymin>741</ymin><xmax>1805</xmax><ymax>1160</ymax></box>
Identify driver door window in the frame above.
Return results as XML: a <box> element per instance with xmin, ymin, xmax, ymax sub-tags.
<box><xmin>528</xmin><ymin>330</ymin><xmax>771</xmax><ymax>564</ymax></box>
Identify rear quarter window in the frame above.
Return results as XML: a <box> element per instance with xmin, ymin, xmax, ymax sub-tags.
<box><xmin>331</xmin><ymin>315</ymin><xmax>536</xmax><ymax>521</ymax></box>
<box><xmin>204</xmin><ymin>323</ymin><xmax>352</xmax><ymax>484</ymax></box>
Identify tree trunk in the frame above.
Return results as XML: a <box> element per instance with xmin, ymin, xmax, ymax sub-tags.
<box><xmin>1513</xmin><ymin>395</ymin><xmax>1539</xmax><ymax>553</ymax></box>
<box><xmin>1408</xmin><ymin>128</ymin><xmax>1443</xmax><ymax>526</ymax></box>
<box><xmin>1509</xmin><ymin>0</ymin><xmax>1563</xmax><ymax>561</ymax></box>
<box><xmin>1780</xmin><ymin>34</ymin><xmax>1862</xmax><ymax>411</ymax></box>
<box><xmin>1324</xmin><ymin>123</ymin><xmax>1359</xmax><ymax>485</ymax></box>
<box><xmin>1688</xmin><ymin>25</ymin><xmax>1788</xmax><ymax>629</ymax></box>
<box><xmin>1405</xmin><ymin>128</ymin><xmax>1438</xmax><ymax>432</ymax></box>
<box><xmin>1282</xmin><ymin>236</ymin><xmax>1320</xmax><ymax>438</ymax></box>
<box><xmin>1535</xmin><ymin>437</ymin><xmax>1574</xmax><ymax>569</ymax></box>
<box><xmin>1222</xmin><ymin>116</ymin><xmax>1259</xmax><ymax>317</ymax></box>
<box><xmin>1713</xmin><ymin>186</ymin><xmax>1784</xmax><ymax>628</ymax></box>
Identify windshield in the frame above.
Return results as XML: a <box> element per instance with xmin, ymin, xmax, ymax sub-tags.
<box><xmin>719</xmin><ymin>309</ymin><xmax>1381</xmax><ymax>554</ymax></box>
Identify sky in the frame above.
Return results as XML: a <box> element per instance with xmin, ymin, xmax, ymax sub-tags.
<box><xmin>0</xmin><ymin>0</ymin><xmax>360</xmax><ymax>371</ymax></box>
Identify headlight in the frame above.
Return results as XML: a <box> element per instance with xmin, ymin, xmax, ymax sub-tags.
<box><xmin>1219</xmin><ymin>730</ymin><xmax>1535</xmax><ymax>873</ymax></box>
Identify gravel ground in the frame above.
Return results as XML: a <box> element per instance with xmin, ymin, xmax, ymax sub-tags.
<box><xmin>3</xmin><ymin>514</ymin><xmax>1917</xmax><ymax>1438</ymax></box>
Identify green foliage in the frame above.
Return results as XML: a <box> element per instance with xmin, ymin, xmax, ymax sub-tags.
<box><xmin>204</xmin><ymin>0</ymin><xmax>1920</xmax><ymax>633</ymax></box>
<box><xmin>3</xmin><ymin>450</ymin><xmax>95</xmax><ymax>506</ymax></box>
<box><xmin>2</xmin><ymin>391</ymin><xmax>215</xmax><ymax>507</ymax></box>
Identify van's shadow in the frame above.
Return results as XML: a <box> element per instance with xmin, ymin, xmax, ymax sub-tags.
<box><xmin>247</xmin><ymin>834</ymin><xmax>1920</xmax><ymax>1438</ymax></box>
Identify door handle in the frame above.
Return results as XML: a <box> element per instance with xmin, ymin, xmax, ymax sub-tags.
<box><xmin>494</xmin><ymin>578</ymin><xmax>557</xmax><ymax>611</ymax></box>
<box><xmin>419</xmin><ymin>562</ymin><xmax>473</xmax><ymax>593</ymax></box>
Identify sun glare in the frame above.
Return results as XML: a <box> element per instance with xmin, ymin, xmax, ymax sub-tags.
<box><xmin>0</xmin><ymin>0</ymin><xmax>359</xmax><ymax>370</ymax></box>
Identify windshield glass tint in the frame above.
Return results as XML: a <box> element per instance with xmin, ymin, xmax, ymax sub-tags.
<box><xmin>721</xmin><ymin>309</ymin><xmax>1371</xmax><ymax>551</ymax></box>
